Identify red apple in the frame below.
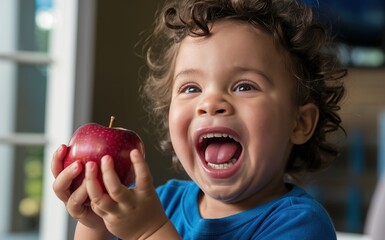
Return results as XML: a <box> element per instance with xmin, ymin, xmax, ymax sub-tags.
<box><xmin>63</xmin><ymin>116</ymin><xmax>144</xmax><ymax>202</ymax></box>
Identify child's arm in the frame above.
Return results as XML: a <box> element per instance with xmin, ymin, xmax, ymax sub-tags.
<box><xmin>74</xmin><ymin>222</ymin><xmax>115</xmax><ymax>240</ymax></box>
<box><xmin>146</xmin><ymin>220</ymin><xmax>181</xmax><ymax>240</ymax></box>
<box><xmin>83</xmin><ymin>149</ymin><xmax>181</xmax><ymax>239</ymax></box>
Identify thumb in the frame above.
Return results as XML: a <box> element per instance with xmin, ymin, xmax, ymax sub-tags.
<box><xmin>130</xmin><ymin>149</ymin><xmax>154</xmax><ymax>192</ymax></box>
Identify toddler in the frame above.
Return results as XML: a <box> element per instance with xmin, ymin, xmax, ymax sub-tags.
<box><xmin>52</xmin><ymin>0</ymin><xmax>347</xmax><ymax>239</ymax></box>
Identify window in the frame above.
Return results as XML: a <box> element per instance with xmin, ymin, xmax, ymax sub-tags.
<box><xmin>0</xmin><ymin>0</ymin><xmax>95</xmax><ymax>239</ymax></box>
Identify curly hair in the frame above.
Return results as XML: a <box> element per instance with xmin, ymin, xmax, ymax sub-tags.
<box><xmin>141</xmin><ymin>0</ymin><xmax>347</xmax><ymax>177</ymax></box>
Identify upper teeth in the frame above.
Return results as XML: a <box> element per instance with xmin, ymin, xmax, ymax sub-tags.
<box><xmin>199</xmin><ymin>133</ymin><xmax>237</xmax><ymax>142</ymax></box>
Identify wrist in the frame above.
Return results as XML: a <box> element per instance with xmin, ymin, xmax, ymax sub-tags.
<box><xmin>143</xmin><ymin>220</ymin><xmax>181</xmax><ymax>240</ymax></box>
<box><xmin>75</xmin><ymin>222</ymin><xmax>114</xmax><ymax>240</ymax></box>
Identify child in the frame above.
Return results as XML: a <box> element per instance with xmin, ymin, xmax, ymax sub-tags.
<box><xmin>52</xmin><ymin>0</ymin><xmax>347</xmax><ymax>239</ymax></box>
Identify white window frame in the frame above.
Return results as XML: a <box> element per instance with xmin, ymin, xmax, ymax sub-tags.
<box><xmin>0</xmin><ymin>0</ymin><xmax>18</xmax><ymax>236</ymax></box>
<box><xmin>41</xmin><ymin>0</ymin><xmax>96</xmax><ymax>239</ymax></box>
<box><xmin>0</xmin><ymin>0</ymin><xmax>96</xmax><ymax>239</ymax></box>
<box><xmin>39</xmin><ymin>0</ymin><xmax>78</xmax><ymax>238</ymax></box>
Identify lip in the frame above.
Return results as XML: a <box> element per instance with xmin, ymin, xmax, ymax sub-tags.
<box><xmin>194</xmin><ymin>126</ymin><xmax>244</xmax><ymax>179</ymax></box>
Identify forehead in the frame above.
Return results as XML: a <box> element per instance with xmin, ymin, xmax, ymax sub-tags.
<box><xmin>173</xmin><ymin>20</ymin><xmax>293</xmax><ymax>85</ymax></box>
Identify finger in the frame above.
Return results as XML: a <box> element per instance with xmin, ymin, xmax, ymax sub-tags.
<box><xmin>51</xmin><ymin>144</ymin><xmax>68</xmax><ymax>177</ymax></box>
<box><xmin>130</xmin><ymin>149</ymin><xmax>154</xmax><ymax>192</ymax></box>
<box><xmin>85</xmin><ymin>162</ymin><xmax>104</xmax><ymax>214</ymax></box>
<box><xmin>101</xmin><ymin>155</ymin><xmax>131</xmax><ymax>203</ymax></box>
<box><xmin>85</xmin><ymin>161</ymin><xmax>108</xmax><ymax>209</ymax></box>
<box><xmin>52</xmin><ymin>161</ymin><xmax>83</xmax><ymax>202</ymax></box>
<box><xmin>85</xmin><ymin>161</ymin><xmax>111</xmax><ymax>216</ymax></box>
<box><xmin>85</xmin><ymin>161</ymin><xmax>104</xmax><ymax>201</ymax></box>
<box><xmin>67</xmin><ymin>180</ymin><xmax>89</xmax><ymax>208</ymax></box>
<box><xmin>66</xmin><ymin>181</ymin><xmax>90</xmax><ymax>218</ymax></box>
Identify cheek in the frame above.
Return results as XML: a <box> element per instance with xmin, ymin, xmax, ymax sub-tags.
<box><xmin>168</xmin><ymin>101</ymin><xmax>198</xmax><ymax>175</ymax></box>
<box><xmin>245</xmin><ymin>106</ymin><xmax>294</xmax><ymax>161</ymax></box>
<box><xmin>168</xmin><ymin>102</ymin><xmax>192</xmax><ymax>153</ymax></box>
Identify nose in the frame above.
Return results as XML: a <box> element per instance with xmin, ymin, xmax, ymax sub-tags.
<box><xmin>196</xmin><ymin>92</ymin><xmax>234</xmax><ymax>116</ymax></box>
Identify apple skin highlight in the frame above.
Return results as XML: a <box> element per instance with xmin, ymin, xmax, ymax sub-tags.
<box><xmin>63</xmin><ymin>122</ymin><xmax>144</xmax><ymax>198</ymax></box>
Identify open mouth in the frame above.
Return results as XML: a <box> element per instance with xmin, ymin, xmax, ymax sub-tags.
<box><xmin>197</xmin><ymin>132</ymin><xmax>243</xmax><ymax>171</ymax></box>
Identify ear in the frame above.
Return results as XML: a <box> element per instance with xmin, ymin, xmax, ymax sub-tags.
<box><xmin>290</xmin><ymin>103</ymin><xmax>319</xmax><ymax>145</ymax></box>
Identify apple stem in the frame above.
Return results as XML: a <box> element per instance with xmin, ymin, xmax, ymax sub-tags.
<box><xmin>109</xmin><ymin>116</ymin><xmax>115</xmax><ymax>128</ymax></box>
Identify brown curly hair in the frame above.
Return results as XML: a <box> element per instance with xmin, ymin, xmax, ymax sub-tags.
<box><xmin>141</xmin><ymin>0</ymin><xmax>347</xmax><ymax>177</ymax></box>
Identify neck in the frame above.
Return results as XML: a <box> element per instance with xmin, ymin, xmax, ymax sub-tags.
<box><xmin>198</xmin><ymin>183</ymin><xmax>289</xmax><ymax>219</ymax></box>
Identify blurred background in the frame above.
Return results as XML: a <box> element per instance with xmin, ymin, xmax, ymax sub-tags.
<box><xmin>0</xmin><ymin>0</ymin><xmax>384</xmax><ymax>239</ymax></box>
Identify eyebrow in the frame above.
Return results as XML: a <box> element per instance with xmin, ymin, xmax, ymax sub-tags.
<box><xmin>173</xmin><ymin>69</ymin><xmax>201</xmax><ymax>81</ymax></box>
<box><xmin>232</xmin><ymin>66</ymin><xmax>271</xmax><ymax>84</ymax></box>
<box><xmin>174</xmin><ymin>66</ymin><xmax>272</xmax><ymax>85</ymax></box>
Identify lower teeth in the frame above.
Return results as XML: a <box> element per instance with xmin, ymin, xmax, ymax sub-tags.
<box><xmin>207</xmin><ymin>158</ymin><xmax>237</xmax><ymax>170</ymax></box>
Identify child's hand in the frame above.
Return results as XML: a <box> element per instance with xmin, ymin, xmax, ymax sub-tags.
<box><xmin>51</xmin><ymin>145</ymin><xmax>108</xmax><ymax>234</ymax></box>
<box><xmin>85</xmin><ymin>149</ymin><xmax>174</xmax><ymax>239</ymax></box>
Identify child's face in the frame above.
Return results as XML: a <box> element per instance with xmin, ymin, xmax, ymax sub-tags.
<box><xmin>169</xmin><ymin>20</ymin><xmax>298</xmax><ymax>204</ymax></box>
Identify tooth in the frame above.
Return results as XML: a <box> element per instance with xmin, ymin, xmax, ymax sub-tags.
<box><xmin>207</xmin><ymin>158</ymin><xmax>238</xmax><ymax>170</ymax></box>
<box><xmin>198</xmin><ymin>132</ymin><xmax>240</xmax><ymax>144</ymax></box>
<box><xmin>209</xmin><ymin>162</ymin><xmax>231</xmax><ymax>170</ymax></box>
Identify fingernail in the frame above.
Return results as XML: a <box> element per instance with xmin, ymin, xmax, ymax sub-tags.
<box><xmin>131</xmin><ymin>149</ymin><xmax>139</xmax><ymax>157</ymax></box>
<box><xmin>59</xmin><ymin>144</ymin><xmax>66</xmax><ymax>152</ymax></box>
<box><xmin>55</xmin><ymin>146</ymin><xmax>62</xmax><ymax>155</ymax></box>
<box><xmin>85</xmin><ymin>162</ymin><xmax>91</xmax><ymax>170</ymax></box>
<box><xmin>86</xmin><ymin>161</ymin><xmax>95</xmax><ymax>171</ymax></box>
<box><xmin>101</xmin><ymin>155</ymin><xmax>111</xmax><ymax>166</ymax></box>
<box><xmin>71</xmin><ymin>162</ymin><xmax>78</xmax><ymax>171</ymax></box>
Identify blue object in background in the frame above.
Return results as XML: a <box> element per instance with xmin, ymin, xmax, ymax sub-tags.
<box><xmin>302</xmin><ymin>0</ymin><xmax>385</xmax><ymax>47</ymax></box>
<box><xmin>347</xmin><ymin>187</ymin><xmax>362</xmax><ymax>232</ymax></box>
<box><xmin>379</xmin><ymin>111</ymin><xmax>385</xmax><ymax>178</ymax></box>
<box><xmin>347</xmin><ymin>129</ymin><xmax>364</xmax><ymax>232</ymax></box>
<box><xmin>36</xmin><ymin>0</ymin><xmax>53</xmax><ymax>10</ymax></box>
<box><xmin>350</xmin><ymin>130</ymin><xmax>365</xmax><ymax>176</ymax></box>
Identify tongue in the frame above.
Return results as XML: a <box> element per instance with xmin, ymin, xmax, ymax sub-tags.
<box><xmin>205</xmin><ymin>142</ymin><xmax>238</xmax><ymax>164</ymax></box>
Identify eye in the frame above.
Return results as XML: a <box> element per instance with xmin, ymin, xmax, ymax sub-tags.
<box><xmin>233</xmin><ymin>80</ymin><xmax>259</xmax><ymax>92</ymax></box>
<box><xmin>179</xmin><ymin>83</ymin><xmax>201</xmax><ymax>94</ymax></box>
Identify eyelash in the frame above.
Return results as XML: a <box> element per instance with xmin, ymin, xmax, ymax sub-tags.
<box><xmin>176</xmin><ymin>80</ymin><xmax>259</xmax><ymax>94</ymax></box>
<box><xmin>233</xmin><ymin>80</ymin><xmax>259</xmax><ymax>92</ymax></box>
<box><xmin>178</xmin><ymin>82</ymin><xmax>201</xmax><ymax>94</ymax></box>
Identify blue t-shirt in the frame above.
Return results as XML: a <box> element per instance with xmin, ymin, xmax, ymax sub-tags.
<box><xmin>157</xmin><ymin>180</ymin><xmax>336</xmax><ymax>240</ymax></box>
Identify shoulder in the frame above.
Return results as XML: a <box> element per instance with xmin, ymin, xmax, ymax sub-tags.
<box><xmin>275</xmin><ymin>185</ymin><xmax>331</xmax><ymax>218</ymax></box>
<box><xmin>257</xmin><ymin>185</ymin><xmax>336</xmax><ymax>239</ymax></box>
